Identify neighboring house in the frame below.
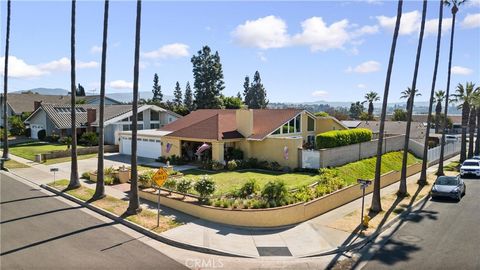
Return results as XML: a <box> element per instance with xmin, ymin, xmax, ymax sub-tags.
<box><xmin>0</xmin><ymin>93</ymin><xmax>121</xmax><ymax>126</ymax></box>
<box><xmin>355</xmin><ymin>120</ymin><xmax>441</xmax><ymax>143</ymax></box>
<box><xmin>24</xmin><ymin>103</ymin><xmax>180</xmax><ymax>144</ymax></box>
<box><xmin>118</xmin><ymin>109</ymin><xmax>347</xmax><ymax>167</ymax></box>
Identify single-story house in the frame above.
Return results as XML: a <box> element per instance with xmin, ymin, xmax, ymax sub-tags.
<box><xmin>354</xmin><ymin>120</ymin><xmax>442</xmax><ymax>143</ymax></box>
<box><xmin>24</xmin><ymin>102</ymin><xmax>180</xmax><ymax>144</ymax></box>
<box><xmin>118</xmin><ymin>108</ymin><xmax>347</xmax><ymax>167</ymax></box>
<box><xmin>0</xmin><ymin>93</ymin><xmax>121</xmax><ymax>126</ymax></box>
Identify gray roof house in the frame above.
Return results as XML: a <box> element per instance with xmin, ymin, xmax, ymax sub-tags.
<box><xmin>0</xmin><ymin>93</ymin><xmax>121</xmax><ymax>127</ymax></box>
<box><xmin>24</xmin><ymin>103</ymin><xmax>181</xmax><ymax>145</ymax></box>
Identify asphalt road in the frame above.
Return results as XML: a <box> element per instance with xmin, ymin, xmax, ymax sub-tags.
<box><xmin>361</xmin><ymin>177</ymin><xmax>480</xmax><ymax>270</ymax></box>
<box><xmin>0</xmin><ymin>173</ymin><xmax>188</xmax><ymax>270</ymax></box>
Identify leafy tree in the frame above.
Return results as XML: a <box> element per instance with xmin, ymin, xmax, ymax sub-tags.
<box><xmin>392</xmin><ymin>109</ymin><xmax>407</xmax><ymax>121</ymax></box>
<box><xmin>177</xmin><ymin>178</ymin><xmax>192</xmax><ymax>198</ymax></box>
<box><xmin>261</xmin><ymin>180</ymin><xmax>288</xmax><ymax>205</ymax></box>
<box><xmin>315</xmin><ymin>111</ymin><xmax>329</xmax><ymax>117</ymax></box>
<box><xmin>173</xmin><ymin>81</ymin><xmax>182</xmax><ymax>107</ymax></box>
<box><xmin>76</xmin><ymin>83</ymin><xmax>86</xmax><ymax>96</ymax></box>
<box><xmin>438</xmin><ymin>0</ymin><xmax>466</xmax><ymax>175</ymax></box>
<box><xmin>8</xmin><ymin>115</ymin><xmax>25</xmax><ymax>136</ymax></box>
<box><xmin>183</xmin><ymin>81</ymin><xmax>194</xmax><ymax>111</ymax></box>
<box><xmin>349</xmin><ymin>101</ymin><xmax>365</xmax><ymax>119</ymax></box>
<box><xmin>244</xmin><ymin>71</ymin><xmax>268</xmax><ymax>109</ymax></box>
<box><xmin>191</xmin><ymin>46</ymin><xmax>225</xmax><ymax>109</ymax></box>
<box><xmin>152</xmin><ymin>73</ymin><xmax>163</xmax><ymax>102</ymax></box>
<box><xmin>222</xmin><ymin>96</ymin><xmax>243</xmax><ymax>109</ymax></box>
<box><xmin>236</xmin><ymin>91</ymin><xmax>242</xmax><ymax>101</ymax></box>
<box><xmin>194</xmin><ymin>176</ymin><xmax>216</xmax><ymax>203</ymax></box>
<box><xmin>364</xmin><ymin>91</ymin><xmax>380</xmax><ymax>118</ymax></box>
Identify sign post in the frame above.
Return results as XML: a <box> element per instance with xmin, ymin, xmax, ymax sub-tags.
<box><xmin>152</xmin><ymin>167</ymin><xmax>169</xmax><ymax>227</ymax></box>
<box><xmin>50</xmin><ymin>167</ymin><xmax>59</xmax><ymax>185</ymax></box>
<box><xmin>357</xmin><ymin>179</ymin><xmax>372</xmax><ymax>228</ymax></box>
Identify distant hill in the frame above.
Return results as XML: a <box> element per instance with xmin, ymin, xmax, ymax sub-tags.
<box><xmin>12</xmin><ymin>88</ymin><xmax>69</xmax><ymax>95</ymax></box>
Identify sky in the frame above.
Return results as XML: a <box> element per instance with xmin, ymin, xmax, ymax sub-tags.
<box><xmin>1</xmin><ymin>0</ymin><xmax>479</xmax><ymax>103</ymax></box>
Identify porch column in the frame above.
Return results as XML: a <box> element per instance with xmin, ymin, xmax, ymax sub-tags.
<box><xmin>211</xmin><ymin>142</ymin><xmax>225</xmax><ymax>163</ymax></box>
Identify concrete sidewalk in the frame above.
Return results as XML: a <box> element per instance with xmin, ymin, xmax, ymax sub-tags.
<box><xmin>2</xmin><ymin>151</ymin><xmax>459</xmax><ymax>258</ymax></box>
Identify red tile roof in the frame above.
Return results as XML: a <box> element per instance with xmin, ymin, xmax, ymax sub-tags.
<box><xmin>160</xmin><ymin>109</ymin><xmax>304</xmax><ymax>141</ymax></box>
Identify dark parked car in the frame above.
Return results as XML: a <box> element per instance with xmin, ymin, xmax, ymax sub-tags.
<box><xmin>431</xmin><ymin>175</ymin><xmax>466</xmax><ymax>201</ymax></box>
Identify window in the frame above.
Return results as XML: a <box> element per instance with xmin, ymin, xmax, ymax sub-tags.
<box><xmin>150</xmin><ymin>123</ymin><xmax>160</xmax><ymax>129</ymax></box>
<box><xmin>137</xmin><ymin>124</ymin><xmax>143</xmax><ymax>130</ymax></box>
<box><xmin>138</xmin><ymin>112</ymin><xmax>143</xmax><ymax>121</ymax></box>
<box><xmin>151</xmin><ymin>111</ymin><xmax>159</xmax><ymax>120</ymax></box>
<box><xmin>295</xmin><ymin>115</ymin><xmax>301</xmax><ymax>133</ymax></box>
<box><xmin>307</xmin><ymin>116</ymin><xmax>315</xmax><ymax>132</ymax></box>
<box><xmin>123</xmin><ymin>125</ymin><xmax>131</xmax><ymax>131</ymax></box>
<box><xmin>272</xmin><ymin>128</ymin><xmax>281</xmax><ymax>135</ymax></box>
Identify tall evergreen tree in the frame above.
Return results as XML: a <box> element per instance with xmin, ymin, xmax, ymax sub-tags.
<box><xmin>191</xmin><ymin>46</ymin><xmax>225</xmax><ymax>109</ymax></box>
<box><xmin>152</xmin><ymin>73</ymin><xmax>162</xmax><ymax>102</ymax></box>
<box><xmin>173</xmin><ymin>81</ymin><xmax>182</xmax><ymax>107</ymax></box>
<box><xmin>2</xmin><ymin>0</ymin><xmax>11</xmax><ymax>161</ymax></box>
<box><xmin>236</xmin><ymin>91</ymin><xmax>242</xmax><ymax>101</ymax></box>
<box><xmin>248</xmin><ymin>71</ymin><xmax>268</xmax><ymax>109</ymax></box>
<box><xmin>242</xmin><ymin>76</ymin><xmax>250</xmax><ymax>105</ymax></box>
<box><xmin>76</xmin><ymin>83</ymin><xmax>86</xmax><ymax>96</ymax></box>
<box><xmin>183</xmin><ymin>81</ymin><xmax>193</xmax><ymax>111</ymax></box>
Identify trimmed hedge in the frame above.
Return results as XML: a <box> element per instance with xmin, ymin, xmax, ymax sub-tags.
<box><xmin>316</xmin><ymin>128</ymin><xmax>372</xmax><ymax>149</ymax></box>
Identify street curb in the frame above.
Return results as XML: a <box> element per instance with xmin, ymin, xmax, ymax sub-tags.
<box><xmin>40</xmin><ymin>184</ymin><xmax>254</xmax><ymax>259</ymax></box>
<box><xmin>300</xmin><ymin>190</ymin><xmax>431</xmax><ymax>258</ymax></box>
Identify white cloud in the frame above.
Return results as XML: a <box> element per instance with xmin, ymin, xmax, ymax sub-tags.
<box><xmin>467</xmin><ymin>0</ymin><xmax>480</xmax><ymax>7</ymax></box>
<box><xmin>257</xmin><ymin>51</ymin><xmax>268</xmax><ymax>62</ymax></box>
<box><xmin>232</xmin><ymin>16</ymin><xmax>290</xmax><ymax>49</ymax></box>
<box><xmin>347</xmin><ymin>60</ymin><xmax>381</xmax><ymax>73</ymax></box>
<box><xmin>293</xmin><ymin>17</ymin><xmax>352</xmax><ymax>51</ymax></box>
<box><xmin>352</xmin><ymin>25</ymin><xmax>379</xmax><ymax>37</ymax></box>
<box><xmin>451</xmin><ymin>66</ymin><xmax>473</xmax><ymax>75</ymax></box>
<box><xmin>378</xmin><ymin>10</ymin><xmax>453</xmax><ymax>36</ymax></box>
<box><xmin>0</xmin><ymin>56</ymin><xmax>47</xmax><ymax>78</ymax></box>
<box><xmin>142</xmin><ymin>43</ymin><xmax>190</xmax><ymax>59</ymax></box>
<box><xmin>311</xmin><ymin>90</ymin><xmax>328</xmax><ymax>97</ymax></box>
<box><xmin>77</xmin><ymin>61</ymin><xmax>99</xmax><ymax>69</ymax></box>
<box><xmin>357</xmin><ymin>83</ymin><xmax>367</xmax><ymax>89</ymax></box>
<box><xmin>462</xmin><ymin>13</ymin><xmax>480</xmax><ymax>28</ymax></box>
<box><xmin>38</xmin><ymin>57</ymin><xmax>98</xmax><ymax>71</ymax></box>
<box><xmin>109</xmin><ymin>80</ymin><xmax>134</xmax><ymax>89</ymax></box>
<box><xmin>90</xmin><ymin>45</ymin><xmax>102</xmax><ymax>54</ymax></box>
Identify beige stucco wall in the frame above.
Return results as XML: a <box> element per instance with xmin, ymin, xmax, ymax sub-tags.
<box><xmin>161</xmin><ymin>137</ymin><xmax>181</xmax><ymax>158</ymax></box>
<box><xmin>315</xmin><ymin>117</ymin><xmax>347</xmax><ymax>134</ymax></box>
<box><xmin>236</xmin><ymin>109</ymin><xmax>253</xmax><ymax>137</ymax></box>
<box><xmin>247</xmin><ymin>137</ymin><xmax>302</xmax><ymax>168</ymax></box>
<box><xmin>139</xmin><ymin>163</ymin><xmax>422</xmax><ymax>227</ymax></box>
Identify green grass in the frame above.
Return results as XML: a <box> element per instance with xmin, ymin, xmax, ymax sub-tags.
<box><xmin>10</xmin><ymin>142</ymin><xmax>85</xmax><ymax>161</ymax></box>
<box><xmin>444</xmin><ymin>161</ymin><xmax>460</xmax><ymax>172</ymax></box>
<box><xmin>181</xmin><ymin>151</ymin><xmax>420</xmax><ymax>196</ymax></box>
<box><xmin>43</xmin><ymin>153</ymin><xmax>98</xmax><ymax>165</ymax></box>
<box><xmin>3</xmin><ymin>159</ymin><xmax>30</xmax><ymax>169</ymax></box>
<box><xmin>333</xmin><ymin>151</ymin><xmax>420</xmax><ymax>185</ymax></box>
<box><xmin>182</xmin><ymin>169</ymin><xmax>319</xmax><ymax>195</ymax></box>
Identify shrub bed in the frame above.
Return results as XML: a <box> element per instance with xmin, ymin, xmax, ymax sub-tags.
<box><xmin>316</xmin><ymin>128</ymin><xmax>372</xmax><ymax>149</ymax></box>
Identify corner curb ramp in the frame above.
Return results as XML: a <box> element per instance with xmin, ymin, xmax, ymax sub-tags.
<box><xmin>300</xmin><ymin>191</ymin><xmax>431</xmax><ymax>258</ymax></box>
<box><xmin>40</xmin><ymin>184</ymin><xmax>254</xmax><ymax>259</ymax></box>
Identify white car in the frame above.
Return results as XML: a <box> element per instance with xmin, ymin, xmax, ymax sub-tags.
<box><xmin>460</xmin><ymin>159</ymin><xmax>480</xmax><ymax>177</ymax></box>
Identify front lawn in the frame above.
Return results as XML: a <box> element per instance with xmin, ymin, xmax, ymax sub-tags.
<box><xmin>3</xmin><ymin>159</ymin><xmax>30</xmax><ymax>169</ymax></box>
<box><xmin>181</xmin><ymin>169</ymin><xmax>319</xmax><ymax>195</ymax></box>
<box><xmin>10</xmin><ymin>142</ymin><xmax>84</xmax><ymax>161</ymax></box>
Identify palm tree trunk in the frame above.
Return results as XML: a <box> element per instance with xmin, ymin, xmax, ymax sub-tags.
<box><xmin>419</xmin><ymin>0</ymin><xmax>443</xmax><ymax>184</ymax></box>
<box><xmin>435</xmin><ymin>103</ymin><xmax>441</xmax><ymax>133</ymax></box>
<box><xmin>68</xmin><ymin>0</ymin><xmax>80</xmax><ymax>189</ymax></box>
<box><xmin>460</xmin><ymin>102</ymin><xmax>469</xmax><ymax>162</ymax></box>
<box><xmin>468</xmin><ymin>106</ymin><xmax>475</xmax><ymax>158</ymax></box>
<box><xmin>399</xmin><ymin>0</ymin><xmax>427</xmax><ymax>196</ymax></box>
<box><xmin>2</xmin><ymin>0</ymin><xmax>11</xmax><ymax>161</ymax></box>
<box><xmin>93</xmin><ymin>0</ymin><xmax>109</xmax><ymax>199</ymax></box>
<box><xmin>437</xmin><ymin>4</ymin><xmax>458</xmax><ymax>176</ymax></box>
<box><xmin>475</xmin><ymin>108</ymin><xmax>480</xmax><ymax>155</ymax></box>
<box><xmin>372</xmin><ymin>0</ymin><xmax>403</xmax><ymax>213</ymax></box>
<box><xmin>127</xmin><ymin>0</ymin><xmax>142</xmax><ymax>215</ymax></box>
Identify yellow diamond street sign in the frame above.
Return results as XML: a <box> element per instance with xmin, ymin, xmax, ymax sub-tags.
<box><xmin>152</xmin><ymin>167</ymin><xmax>169</xmax><ymax>187</ymax></box>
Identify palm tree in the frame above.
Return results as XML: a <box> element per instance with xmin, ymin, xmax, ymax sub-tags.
<box><xmin>2</xmin><ymin>0</ymin><xmax>11</xmax><ymax>161</ymax></box>
<box><xmin>468</xmin><ymin>103</ymin><xmax>476</xmax><ymax>158</ymax></box>
<box><xmin>364</xmin><ymin>91</ymin><xmax>380</xmax><ymax>119</ymax></box>
<box><xmin>126</xmin><ymin>0</ymin><xmax>142</xmax><ymax>215</ymax></box>
<box><xmin>400</xmin><ymin>87</ymin><xmax>421</xmax><ymax>110</ymax></box>
<box><xmin>399</xmin><ymin>0</ymin><xmax>427</xmax><ymax>196</ymax></box>
<box><xmin>434</xmin><ymin>90</ymin><xmax>446</xmax><ymax>133</ymax></box>
<box><xmin>437</xmin><ymin>0</ymin><xmax>466</xmax><ymax>175</ymax></box>
<box><xmin>474</xmin><ymin>92</ymin><xmax>480</xmax><ymax>155</ymax></box>
<box><xmin>419</xmin><ymin>0</ymin><xmax>444</xmax><ymax>185</ymax></box>
<box><xmin>451</xmin><ymin>82</ymin><xmax>476</xmax><ymax>163</ymax></box>
<box><xmin>93</xmin><ymin>0</ymin><xmax>109</xmax><ymax>199</ymax></box>
<box><xmin>68</xmin><ymin>0</ymin><xmax>80</xmax><ymax>189</ymax></box>
<box><xmin>372</xmin><ymin>0</ymin><xmax>403</xmax><ymax>213</ymax></box>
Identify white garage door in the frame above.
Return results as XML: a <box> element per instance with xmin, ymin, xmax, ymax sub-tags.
<box><xmin>30</xmin><ymin>124</ymin><xmax>44</xmax><ymax>139</ymax></box>
<box><xmin>120</xmin><ymin>137</ymin><xmax>161</xmax><ymax>159</ymax></box>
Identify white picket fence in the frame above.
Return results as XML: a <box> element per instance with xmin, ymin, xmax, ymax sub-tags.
<box><xmin>427</xmin><ymin>141</ymin><xmax>461</xmax><ymax>163</ymax></box>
